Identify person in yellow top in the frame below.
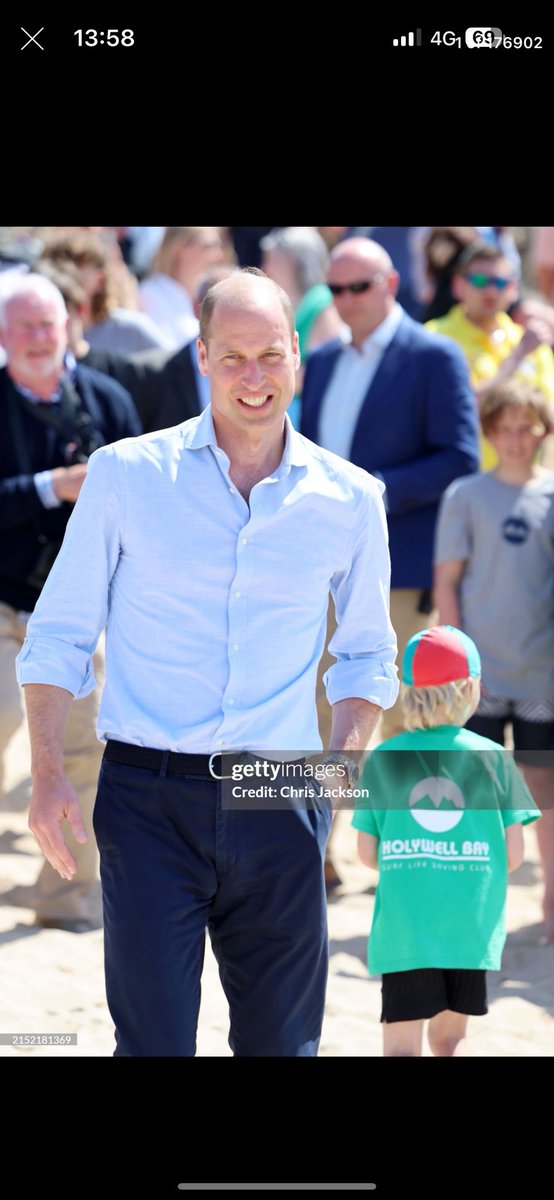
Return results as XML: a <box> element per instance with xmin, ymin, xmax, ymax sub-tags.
<box><xmin>427</xmin><ymin>242</ymin><xmax>554</xmax><ymax>467</ymax></box>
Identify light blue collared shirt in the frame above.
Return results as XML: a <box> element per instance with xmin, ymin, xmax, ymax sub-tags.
<box><xmin>16</xmin><ymin>407</ymin><xmax>398</xmax><ymax>753</ymax></box>
<box><xmin>318</xmin><ymin>303</ymin><xmax>404</xmax><ymax>461</ymax></box>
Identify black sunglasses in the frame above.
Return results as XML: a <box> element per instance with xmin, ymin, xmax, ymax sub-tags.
<box><xmin>328</xmin><ymin>273</ymin><xmax>385</xmax><ymax>297</ymax></box>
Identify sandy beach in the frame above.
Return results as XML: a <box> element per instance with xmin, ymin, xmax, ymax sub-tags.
<box><xmin>1</xmin><ymin>723</ymin><xmax>553</xmax><ymax>1058</ymax></box>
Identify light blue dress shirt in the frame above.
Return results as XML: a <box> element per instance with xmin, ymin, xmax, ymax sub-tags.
<box><xmin>318</xmin><ymin>303</ymin><xmax>403</xmax><ymax>460</ymax></box>
<box><xmin>16</xmin><ymin>406</ymin><xmax>398</xmax><ymax>753</ymax></box>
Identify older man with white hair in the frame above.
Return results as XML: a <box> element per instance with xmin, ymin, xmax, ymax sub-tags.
<box><xmin>0</xmin><ymin>273</ymin><xmax>141</xmax><ymax>930</ymax></box>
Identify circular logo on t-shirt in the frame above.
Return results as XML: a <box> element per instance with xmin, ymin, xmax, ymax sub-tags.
<box><xmin>409</xmin><ymin>776</ymin><xmax>465</xmax><ymax>832</ymax></box>
<box><xmin>502</xmin><ymin>515</ymin><xmax>529</xmax><ymax>544</ymax></box>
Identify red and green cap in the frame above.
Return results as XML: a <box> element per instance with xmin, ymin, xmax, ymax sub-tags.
<box><xmin>402</xmin><ymin>625</ymin><xmax>481</xmax><ymax>687</ymax></box>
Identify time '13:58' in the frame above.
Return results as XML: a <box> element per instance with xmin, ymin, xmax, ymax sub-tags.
<box><xmin>74</xmin><ymin>30</ymin><xmax>135</xmax><ymax>46</ymax></box>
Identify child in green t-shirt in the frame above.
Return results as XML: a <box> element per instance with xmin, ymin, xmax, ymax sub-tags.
<box><xmin>352</xmin><ymin>624</ymin><xmax>540</xmax><ymax>1057</ymax></box>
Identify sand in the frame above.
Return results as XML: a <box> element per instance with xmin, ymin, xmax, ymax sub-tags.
<box><xmin>1</xmin><ymin>723</ymin><xmax>553</xmax><ymax>1057</ymax></box>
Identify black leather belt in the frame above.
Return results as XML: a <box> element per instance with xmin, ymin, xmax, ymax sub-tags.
<box><xmin>103</xmin><ymin>740</ymin><xmax>304</xmax><ymax>780</ymax></box>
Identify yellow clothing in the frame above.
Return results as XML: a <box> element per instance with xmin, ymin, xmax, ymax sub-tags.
<box><xmin>426</xmin><ymin>305</ymin><xmax>554</xmax><ymax>468</ymax></box>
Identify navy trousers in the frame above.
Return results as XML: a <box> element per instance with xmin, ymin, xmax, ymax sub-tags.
<box><xmin>93</xmin><ymin>760</ymin><xmax>332</xmax><ymax>1056</ymax></box>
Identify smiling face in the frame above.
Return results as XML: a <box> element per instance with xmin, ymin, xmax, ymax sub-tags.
<box><xmin>0</xmin><ymin>291</ymin><xmax>68</xmax><ymax>388</ymax></box>
<box><xmin>197</xmin><ymin>281</ymin><xmax>299</xmax><ymax>442</ymax></box>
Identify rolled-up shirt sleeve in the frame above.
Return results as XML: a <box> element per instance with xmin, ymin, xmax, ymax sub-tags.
<box><xmin>16</xmin><ymin>445</ymin><xmax>122</xmax><ymax>699</ymax></box>
<box><xmin>324</xmin><ymin>476</ymin><xmax>399</xmax><ymax>710</ymax></box>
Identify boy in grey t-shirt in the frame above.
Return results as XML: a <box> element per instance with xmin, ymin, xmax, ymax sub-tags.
<box><xmin>434</xmin><ymin>379</ymin><xmax>554</xmax><ymax>940</ymax></box>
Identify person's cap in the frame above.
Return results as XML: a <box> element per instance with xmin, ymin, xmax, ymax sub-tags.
<box><xmin>402</xmin><ymin>625</ymin><xmax>481</xmax><ymax>687</ymax></box>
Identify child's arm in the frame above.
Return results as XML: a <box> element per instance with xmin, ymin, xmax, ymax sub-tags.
<box><xmin>358</xmin><ymin>831</ymin><xmax>379</xmax><ymax>870</ymax></box>
<box><xmin>505</xmin><ymin>822</ymin><xmax>524</xmax><ymax>872</ymax></box>
<box><xmin>433</xmin><ymin>559</ymin><xmax>466</xmax><ymax>627</ymax></box>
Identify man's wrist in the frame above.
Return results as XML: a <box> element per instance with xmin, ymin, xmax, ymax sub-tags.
<box><xmin>321</xmin><ymin>751</ymin><xmax>360</xmax><ymax>788</ymax></box>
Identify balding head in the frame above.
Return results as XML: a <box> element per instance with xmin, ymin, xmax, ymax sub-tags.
<box><xmin>327</xmin><ymin>237</ymin><xmax>399</xmax><ymax>345</ymax></box>
<box><xmin>200</xmin><ymin>268</ymin><xmax>295</xmax><ymax>348</ymax></box>
<box><xmin>196</xmin><ymin>268</ymin><xmax>300</xmax><ymax>450</ymax></box>
<box><xmin>330</xmin><ymin>237</ymin><xmax>394</xmax><ymax>273</ymax></box>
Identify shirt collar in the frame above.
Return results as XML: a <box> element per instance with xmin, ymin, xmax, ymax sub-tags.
<box><xmin>450</xmin><ymin>304</ymin><xmax>516</xmax><ymax>344</ymax></box>
<box><xmin>181</xmin><ymin>405</ymin><xmax>309</xmax><ymax>469</ymax></box>
<box><xmin>8</xmin><ymin>354</ymin><xmax>76</xmax><ymax>404</ymax></box>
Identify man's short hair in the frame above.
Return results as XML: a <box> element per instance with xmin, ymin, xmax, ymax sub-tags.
<box><xmin>480</xmin><ymin>378</ymin><xmax>553</xmax><ymax>436</ymax></box>
<box><xmin>259</xmin><ymin>226</ymin><xmax>329</xmax><ymax>293</ymax></box>
<box><xmin>454</xmin><ymin>241</ymin><xmax>509</xmax><ymax>278</ymax></box>
<box><xmin>199</xmin><ymin>267</ymin><xmax>295</xmax><ymax>347</ymax></box>
<box><xmin>0</xmin><ymin>272</ymin><xmax>67</xmax><ymax>327</ymax></box>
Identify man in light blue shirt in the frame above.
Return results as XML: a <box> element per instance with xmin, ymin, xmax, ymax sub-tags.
<box><xmin>17</xmin><ymin>269</ymin><xmax>398</xmax><ymax>1057</ymax></box>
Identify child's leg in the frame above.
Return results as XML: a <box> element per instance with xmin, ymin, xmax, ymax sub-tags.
<box><xmin>427</xmin><ymin>1010</ymin><xmax>468</xmax><ymax>1056</ymax></box>
<box><xmin>520</xmin><ymin>764</ymin><xmax>554</xmax><ymax>941</ymax></box>
<box><xmin>382</xmin><ymin>1019</ymin><xmax>424</xmax><ymax>1057</ymax></box>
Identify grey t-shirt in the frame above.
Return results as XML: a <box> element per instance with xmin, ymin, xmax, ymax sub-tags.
<box><xmin>435</xmin><ymin>471</ymin><xmax>554</xmax><ymax>700</ymax></box>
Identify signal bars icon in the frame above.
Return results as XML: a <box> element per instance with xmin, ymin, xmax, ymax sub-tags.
<box><xmin>393</xmin><ymin>30</ymin><xmax>422</xmax><ymax>46</ymax></box>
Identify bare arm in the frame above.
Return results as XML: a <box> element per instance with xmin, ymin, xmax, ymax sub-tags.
<box><xmin>506</xmin><ymin>822</ymin><xmax>524</xmax><ymax>873</ymax></box>
<box><xmin>24</xmin><ymin>683</ymin><xmax>87</xmax><ymax>879</ymax></box>
<box><xmin>433</xmin><ymin>559</ymin><xmax>466</xmax><ymax>627</ymax></box>
<box><xmin>357</xmin><ymin>831</ymin><xmax>379</xmax><ymax>869</ymax></box>
<box><xmin>329</xmin><ymin>696</ymin><xmax>382</xmax><ymax>753</ymax></box>
<box><xmin>474</xmin><ymin>320</ymin><xmax>553</xmax><ymax>405</ymax></box>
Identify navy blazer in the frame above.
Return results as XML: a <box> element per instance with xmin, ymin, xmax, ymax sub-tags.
<box><xmin>301</xmin><ymin>313</ymin><xmax>479</xmax><ymax>589</ymax></box>
<box><xmin>0</xmin><ymin>364</ymin><xmax>142</xmax><ymax>612</ymax></box>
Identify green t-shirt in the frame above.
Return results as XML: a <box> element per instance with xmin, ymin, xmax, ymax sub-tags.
<box><xmin>351</xmin><ymin>725</ymin><xmax>540</xmax><ymax>974</ymax></box>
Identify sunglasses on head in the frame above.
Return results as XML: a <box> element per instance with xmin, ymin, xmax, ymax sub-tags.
<box><xmin>328</xmin><ymin>273</ymin><xmax>385</xmax><ymax>297</ymax></box>
<box><xmin>464</xmin><ymin>272</ymin><xmax>514</xmax><ymax>290</ymax></box>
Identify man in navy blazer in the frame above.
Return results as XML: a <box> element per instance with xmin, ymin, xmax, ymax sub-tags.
<box><xmin>0</xmin><ymin>273</ymin><xmax>141</xmax><ymax>931</ymax></box>
<box><xmin>301</xmin><ymin>238</ymin><xmax>479</xmax><ymax>740</ymax></box>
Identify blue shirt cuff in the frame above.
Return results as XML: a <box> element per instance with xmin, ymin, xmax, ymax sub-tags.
<box><xmin>324</xmin><ymin>659</ymin><xmax>399</xmax><ymax>709</ymax></box>
<box><xmin>16</xmin><ymin>636</ymin><xmax>97</xmax><ymax>699</ymax></box>
<box><xmin>34</xmin><ymin>471</ymin><xmax>62</xmax><ymax>509</ymax></box>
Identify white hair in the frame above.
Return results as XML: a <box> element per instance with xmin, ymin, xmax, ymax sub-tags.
<box><xmin>260</xmin><ymin>226</ymin><xmax>330</xmax><ymax>293</ymax></box>
<box><xmin>0</xmin><ymin>272</ymin><xmax>67</xmax><ymax>328</ymax></box>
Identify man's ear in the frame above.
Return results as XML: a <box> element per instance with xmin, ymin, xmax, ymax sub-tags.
<box><xmin>451</xmin><ymin>274</ymin><xmax>465</xmax><ymax>302</ymax></box>
<box><xmin>292</xmin><ymin>331</ymin><xmax>301</xmax><ymax>371</ymax></box>
<box><xmin>197</xmin><ymin>337</ymin><xmax>209</xmax><ymax>376</ymax></box>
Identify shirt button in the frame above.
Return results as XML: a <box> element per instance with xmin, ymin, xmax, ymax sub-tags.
<box><xmin>228</xmin><ymin>698</ymin><xmax>234</xmax><ymax>706</ymax></box>
<box><xmin>233</xmin><ymin>644</ymin><xmax>239</xmax><ymax>651</ymax></box>
<box><xmin>229</xmin><ymin>487</ymin><xmax>235</xmax><ymax>494</ymax></box>
<box><xmin>235</xmin><ymin>591</ymin><xmax>241</xmax><ymax>598</ymax></box>
<box><xmin>216</xmin><ymin>739</ymin><xmax>223</xmax><ymax>746</ymax></box>
<box><xmin>241</xmin><ymin>537</ymin><xmax>248</xmax><ymax>545</ymax></box>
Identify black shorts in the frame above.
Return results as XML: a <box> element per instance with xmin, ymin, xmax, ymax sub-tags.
<box><xmin>466</xmin><ymin>711</ymin><xmax>554</xmax><ymax>769</ymax></box>
<box><xmin>381</xmin><ymin>968</ymin><xmax>488</xmax><ymax>1023</ymax></box>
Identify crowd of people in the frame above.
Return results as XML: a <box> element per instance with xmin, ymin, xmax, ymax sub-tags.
<box><xmin>0</xmin><ymin>225</ymin><xmax>552</xmax><ymax>1056</ymax></box>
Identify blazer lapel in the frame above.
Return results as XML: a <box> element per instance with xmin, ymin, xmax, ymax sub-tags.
<box><xmin>350</xmin><ymin>316</ymin><xmax>414</xmax><ymax>455</ymax></box>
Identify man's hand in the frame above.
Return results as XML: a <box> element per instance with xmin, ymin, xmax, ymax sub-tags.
<box><xmin>51</xmin><ymin>464</ymin><xmax>88</xmax><ymax>503</ymax></box>
<box><xmin>515</xmin><ymin>318</ymin><xmax>554</xmax><ymax>359</ymax></box>
<box><xmin>28</xmin><ymin>772</ymin><xmax>88</xmax><ymax>879</ymax></box>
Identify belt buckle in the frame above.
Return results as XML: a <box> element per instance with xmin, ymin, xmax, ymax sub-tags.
<box><xmin>208</xmin><ymin>751</ymin><xmax>238</xmax><ymax>780</ymax></box>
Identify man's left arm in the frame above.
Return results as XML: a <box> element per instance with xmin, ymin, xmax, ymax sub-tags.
<box><xmin>324</xmin><ymin>481</ymin><xmax>399</xmax><ymax>757</ymax></box>
<box><xmin>377</xmin><ymin>340</ymin><xmax>479</xmax><ymax>513</ymax></box>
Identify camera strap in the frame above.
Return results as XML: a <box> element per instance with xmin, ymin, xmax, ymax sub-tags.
<box><xmin>6</xmin><ymin>373</ymin><xmax>100</xmax><ymax>469</ymax></box>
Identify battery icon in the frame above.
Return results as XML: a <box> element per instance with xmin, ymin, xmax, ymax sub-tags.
<box><xmin>465</xmin><ymin>27</ymin><xmax>502</xmax><ymax>47</ymax></box>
